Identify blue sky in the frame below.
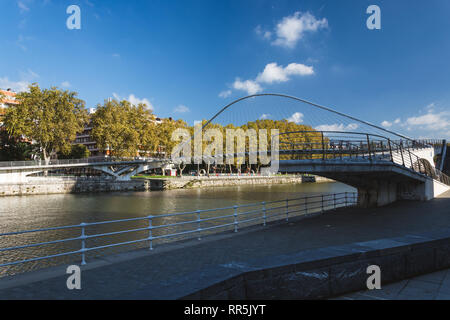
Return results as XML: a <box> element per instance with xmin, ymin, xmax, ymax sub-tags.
<box><xmin>1</xmin><ymin>0</ymin><xmax>450</xmax><ymax>138</ymax></box>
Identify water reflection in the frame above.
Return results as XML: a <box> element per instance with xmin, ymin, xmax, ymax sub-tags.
<box><xmin>0</xmin><ymin>182</ymin><xmax>355</xmax><ymax>276</ymax></box>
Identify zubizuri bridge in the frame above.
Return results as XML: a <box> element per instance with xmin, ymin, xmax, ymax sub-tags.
<box><xmin>0</xmin><ymin>93</ymin><xmax>449</xmax><ymax>208</ymax></box>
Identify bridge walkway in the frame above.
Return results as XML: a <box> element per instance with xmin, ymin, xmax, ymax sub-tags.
<box><xmin>0</xmin><ymin>190</ymin><xmax>450</xmax><ymax>299</ymax></box>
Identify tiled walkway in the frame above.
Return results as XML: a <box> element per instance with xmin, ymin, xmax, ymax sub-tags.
<box><xmin>334</xmin><ymin>268</ymin><xmax>450</xmax><ymax>300</ymax></box>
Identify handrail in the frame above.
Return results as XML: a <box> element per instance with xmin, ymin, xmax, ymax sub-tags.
<box><xmin>0</xmin><ymin>156</ymin><xmax>169</xmax><ymax>168</ymax></box>
<box><xmin>278</xmin><ymin>131</ymin><xmax>450</xmax><ymax>186</ymax></box>
<box><xmin>0</xmin><ymin>192</ymin><xmax>357</xmax><ymax>269</ymax></box>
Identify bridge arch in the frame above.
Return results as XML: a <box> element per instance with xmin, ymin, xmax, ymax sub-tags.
<box><xmin>202</xmin><ymin>93</ymin><xmax>414</xmax><ymax>141</ymax></box>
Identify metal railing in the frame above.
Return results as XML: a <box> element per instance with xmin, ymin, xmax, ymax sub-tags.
<box><xmin>278</xmin><ymin>131</ymin><xmax>450</xmax><ymax>186</ymax></box>
<box><xmin>0</xmin><ymin>156</ymin><xmax>168</xmax><ymax>168</ymax></box>
<box><xmin>0</xmin><ymin>192</ymin><xmax>357</xmax><ymax>271</ymax></box>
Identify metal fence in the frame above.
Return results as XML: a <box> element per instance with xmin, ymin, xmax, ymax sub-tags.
<box><xmin>0</xmin><ymin>192</ymin><xmax>357</xmax><ymax>272</ymax></box>
<box><xmin>0</xmin><ymin>156</ymin><xmax>166</xmax><ymax>168</ymax></box>
<box><xmin>278</xmin><ymin>131</ymin><xmax>450</xmax><ymax>186</ymax></box>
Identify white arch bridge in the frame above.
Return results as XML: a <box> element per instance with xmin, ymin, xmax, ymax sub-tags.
<box><xmin>0</xmin><ymin>158</ymin><xmax>171</xmax><ymax>183</ymax></box>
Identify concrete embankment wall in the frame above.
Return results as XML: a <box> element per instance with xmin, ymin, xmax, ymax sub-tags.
<box><xmin>179</xmin><ymin>228</ymin><xmax>450</xmax><ymax>299</ymax></box>
<box><xmin>147</xmin><ymin>175</ymin><xmax>333</xmax><ymax>191</ymax></box>
<box><xmin>0</xmin><ymin>178</ymin><xmax>148</xmax><ymax>197</ymax></box>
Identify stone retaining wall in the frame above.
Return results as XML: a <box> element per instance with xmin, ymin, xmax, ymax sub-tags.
<box><xmin>148</xmin><ymin>175</ymin><xmax>333</xmax><ymax>191</ymax></box>
<box><xmin>175</xmin><ymin>228</ymin><xmax>450</xmax><ymax>299</ymax></box>
<box><xmin>0</xmin><ymin>179</ymin><xmax>148</xmax><ymax>197</ymax></box>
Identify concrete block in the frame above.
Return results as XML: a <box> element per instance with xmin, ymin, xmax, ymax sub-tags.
<box><xmin>405</xmin><ymin>247</ymin><xmax>436</xmax><ymax>277</ymax></box>
<box><xmin>330</xmin><ymin>260</ymin><xmax>370</xmax><ymax>295</ymax></box>
<box><xmin>435</xmin><ymin>244</ymin><xmax>450</xmax><ymax>269</ymax></box>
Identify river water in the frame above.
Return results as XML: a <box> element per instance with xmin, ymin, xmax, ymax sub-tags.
<box><xmin>0</xmin><ymin>182</ymin><xmax>355</xmax><ymax>276</ymax></box>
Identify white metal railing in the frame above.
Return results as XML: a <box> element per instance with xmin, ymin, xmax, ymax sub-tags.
<box><xmin>0</xmin><ymin>192</ymin><xmax>357</xmax><ymax>271</ymax></box>
<box><xmin>0</xmin><ymin>156</ymin><xmax>167</xmax><ymax>168</ymax></box>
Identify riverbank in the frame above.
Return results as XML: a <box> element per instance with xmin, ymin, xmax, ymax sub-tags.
<box><xmin>0</xmin><ymin>175</ymin><xmax>333</xmax><ymax>196</ymax></box>
<box><xmin>143</xmin><ymin>174</ymin><xmax>334</xmax><ymax>191</ymax></box>
<box><xmin>0</xmin><ymin>178</ymin><xmax>148</xmax><ymax>197</ymax></box>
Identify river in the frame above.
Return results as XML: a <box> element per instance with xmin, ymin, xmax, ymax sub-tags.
<box><xmin>0</xmin><ymin>181</ymin><xmax>355</xmax><ymax>276</ymax></box>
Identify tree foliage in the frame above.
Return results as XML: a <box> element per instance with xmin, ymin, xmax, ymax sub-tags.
<box><xmin>3</xmin><ymin>84</ymin><xmax>88</xmax><ymax>163</ymax></box>
<box><xmin>91</xmin><ymin>99</ymin><xmax>158</xmax><ymax>157</ymax></box>
<box><xmin>58</xmin><ymin>144</ymin><xmax>90</xmax><ymax>159</ymax></box>
<box><xmin>0</xmin><ymin>130</ymin><xmax>34</xmax><ymax>161</ymax></box>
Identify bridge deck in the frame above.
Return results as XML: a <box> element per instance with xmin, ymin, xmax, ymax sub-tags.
<box><xmin>1</xmin><ymin>190</ymin><xmax>450</xmax><ymax>299</ymax></box>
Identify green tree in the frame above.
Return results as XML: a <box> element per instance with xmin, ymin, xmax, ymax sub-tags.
<box><xmin>58</xmin><ymin>144</ymin><xmax>90</xmax><ymax>159</ymax></box>
<box><xmin>3</xmin><ymin>84</ymin><xmax>88</xmax><ymax>164</ymax></box>
<box><xmin>0</xmin><ymin>130</ymin><xmax>34</xmax><ymax>161</ymax></box>
<box><xmin>91</xmin><ymin>99</ymin><xmax>157</xmax><ymax>158</ymax></box>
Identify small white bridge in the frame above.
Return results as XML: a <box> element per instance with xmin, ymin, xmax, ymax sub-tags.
<box><xmin>0</xmin><ymin>158</ymin><xmax>172</xmax><ymax>183</ymax></box>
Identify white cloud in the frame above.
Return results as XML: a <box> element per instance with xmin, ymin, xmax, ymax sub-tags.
<box><xmin>381</xmin><ymin>104</ymin><xmax>450</xmax><ymax>139</ymax></box>
<box><xmin>17</xmin><ymin>1</ymin><xmax>29</xmax><ymax>13</ymax></box>
<box><xmin>112</xmin><ymin>93</ymin><xmax>154</xmax><ymax>111</ymax></box>
<box><xmin>260</xmin><ymin>114</ymin><xmax>271</xmax><ymax>120</ymax></box>
<box><xmin>174</xmin><ymin>105</ymin><xmax>190</xmax><ymax>113</ymax></box>
<box><xmin>16</xmin><ymin>34</ymin><xmax>32</xmax><ymax>51</ymax></box>
<box><xmin>229</xmin><ymin>61</ymin><xmax>315</xmax><ymax>96</ymax></box>
<box><xmin>0</xmin><ymin>77</ymin><xmax>30</xmax><ymax>92</ymax></box>
<box><xmin>218</xmin><ymin>90</ymin><xmax>232</xmax><ymax>98</ymax></box>
<box><xmin>127</xmin><ymin>94</ymin><xmax>152</xmax><ymax>110</ymax></box>
<box><xmin>232</xmin><ymin>78</ymin><xmax>262</xmax><ymax>95</ymax></box>
<box><xmin>287</xmin><ymin>112</ymin><xmax>304</xmax><ymax>124</ymax></box>
<box><xmin>256</xmin><ymin>62</ymin><xmax>314</xmax><ymax>84</ymax></box>
<box><xmin>405</xmin><ymin>112</ymin><xmax>450</xmax><ymax>131</ymax></box>
<box><xmin>315</xmin><ymin>123</ymin><xmax>359</xmax><ymax>132</ymax></box>
<box><xmin>0</xmin><ymin>69</ymin><xmax>39</xmax><ymax>92</ymax></box>
<box><xmin>61</xmin><ymin>81</ymin><xmax>71</xmax><ymax>88</ymax></box>
<box><xmin>272</xmin><ymin>12</ymin><xmax>328</xmax><ymax>48</ymax></box>
<box><xmin>255</xmin><ymin>25</ymin><xmax>272</xmax><ymax>40</ymax></box>
<box><xmin>381</xmin><ymin>120</ymin><xmax>392</xmax><ymax>128</ymax></box>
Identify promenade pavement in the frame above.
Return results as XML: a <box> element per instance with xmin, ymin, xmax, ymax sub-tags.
<box><xmin>332</xmin><ymin>268</ymin><xmax>450</xmax><ymax>300</ymax></box>
<box><xmin>0</xmin><ymin>190</ymin><xmax>449</xmax><ymax>299</ymax></box>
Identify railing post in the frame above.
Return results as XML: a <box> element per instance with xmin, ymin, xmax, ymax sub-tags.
<box><xmin>366</xmin><ymin>134</ymin><xmax>372</xmax><ymax>161</ymax></box>
<box><xmin>148</xmin><ymin>215</ymin><xmax>153</xmax><ymax>250</ymax></box>
<box><xmin>334</xmin><ymin>194</ymin><xmax>337</xmax><ymax>209</ymax></box>
<box><xmin>399</xmin><ymin>144</ymin><xmax>405</xmax><ymax>166</ymax></box>
<box><xmin>321</xmin><ymin>132</ymin><xmax>325</xmax><ymax>160</ymax></box>
<box><xmin>388</xmin><ymin>139</ymin><xmax>393</xmax><ymax>162</ymax></box>
<box><xmin>197</xmin><ymin>210</ymin><xmax>202</xmax><ymax>240</ymax></box>
<box><xmin>262</xmin><ymin>202</ymin><xmax>266</xmax><ymax>226</ymax></box>
<box><xmin>321</xmin><ymin>194</ymin><xmax>324</xmax><ymax>212</ymax></box>
<box><xmin>322</xmin><ymin>131</ymin><xmax>327</xmax><ymax>160</ymax></box>
<box><xmin>345</xmin><ymin>192</ymin><xmax>348</xmax><ymax>206</ymax></box>
<box><xmin>80</xmin><ymin>222</ymin><xmax>86</xmax><ymax>265</ymax></box>
<box><xmin>408</xmin><ymin>149</ymin><xmax>413</xmax><ymax>169</ymax></box>
<box><xmin>233</xmin><ymin>206</ymin><xmax>238</xmax><ymax>233</ymax></box>
<box><xmin>286</xmin><ymin>199</ymin><xmax>289</xmax><ymax>222</ymax></box>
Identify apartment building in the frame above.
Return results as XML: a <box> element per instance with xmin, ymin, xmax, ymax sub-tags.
<box><xmin>0</xmin><ymin>89</ymin><xmax>19</xmax><ymax>123</ymax></box>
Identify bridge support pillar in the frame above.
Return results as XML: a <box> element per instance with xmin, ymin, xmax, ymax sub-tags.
<box><xmin>357</xmin><ymin>180</ymin><xmax>397</xmax><ymax>208</ymax></box>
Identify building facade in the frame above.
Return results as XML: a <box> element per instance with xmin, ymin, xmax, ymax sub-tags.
<box><xmin>0</xmin><ymin>89</ymin><xmax>19</xmax><ymax>124</ymax></box>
